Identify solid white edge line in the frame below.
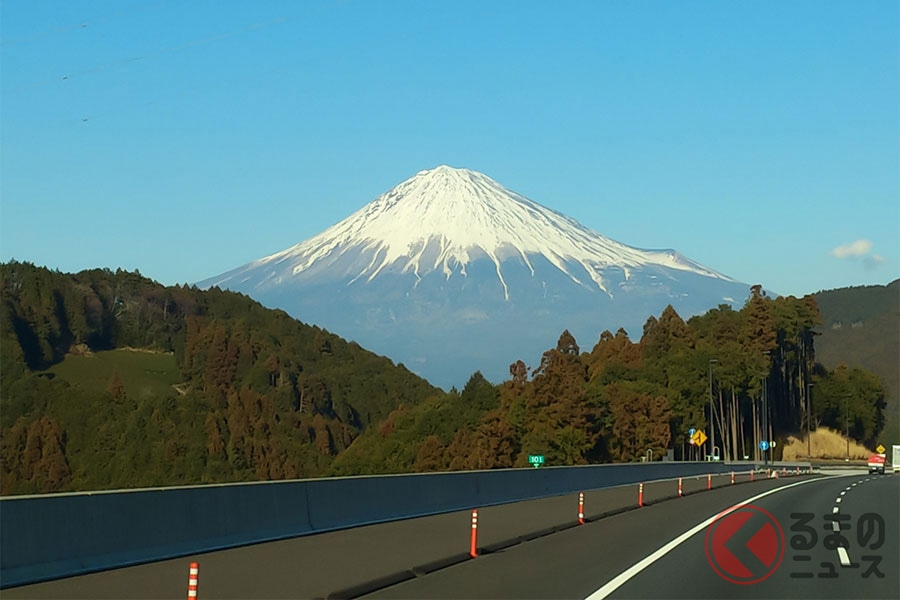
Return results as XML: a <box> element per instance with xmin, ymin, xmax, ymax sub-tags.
<box><xmin>584</xmin><ymin>476</ymin><xmax>836</xmax><ymax>600</ymax></box>
<box><xmin>837</xmin><ymin>547</ymin><xmax>851</xmax><ymax>567</ymax></box>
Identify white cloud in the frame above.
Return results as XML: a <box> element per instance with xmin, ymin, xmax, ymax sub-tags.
<box><xmin>831</xmin><ymin>239</ymin><xmax>873</xmax><ymax>259</ymax></box>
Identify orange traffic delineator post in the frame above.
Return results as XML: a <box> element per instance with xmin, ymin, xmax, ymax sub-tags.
<box><xmin>578</xmin><ymin>491</ymin><xmax>585</xmax><ymax>525</ymax></box>
<box><xmin>469</xmin><ymin>510</ymin><xmax>478</xmax><ymax>558</ymax></box>
<box><xmin>187</xmin><ymin>562</ymin><xmax>198</xmax><ymax>600</ymax></box>
<box><xmin>677</xmin><ymin>477</ymin><xmax>683</xmax><ymax>497</ymax></box>
<box><xmin>750</xmin><ymin>469</ymin><xmax>754</xmax><ymax>481</ymax></box>
<box><xmin>707</xmin><ymin>474</ymin><xmax>712</xmax><ymax>490</ymax></box>
<box><xmin>638</xmin><ymin>482</ymin><xmax>644</xmax><ymax>507</ymax></box>
<box><xmin>730</xmin><ymin>471</ymin><xmax>735</xmax><ymax>485</ymax></box>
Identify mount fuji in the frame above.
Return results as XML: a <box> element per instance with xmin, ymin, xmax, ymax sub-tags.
<box><xmin>200</xmin><ymin>166</ymin><xmax>751</xmax><ymax>388</ymax></box>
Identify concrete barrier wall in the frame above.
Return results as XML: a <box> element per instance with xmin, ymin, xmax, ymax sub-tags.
<box><xmin>1</xmin><ymin>461</ymin><xmax>766</xmax><ymax>588</ymax></box>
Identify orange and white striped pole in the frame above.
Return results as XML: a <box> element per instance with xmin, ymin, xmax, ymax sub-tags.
<box><xmin>638</xmin><ymin>483</ymin><xmax>644</xmax><ymax>507</ymax></box>
<box><xmin>578</xmin><ymin>492</ymin><xmax>585</xmax><ymax>525</ymax></box>
<box><xmin>730</xmin><ymin>471</ymin><xmax>735</xmax><ymax>485</ymax></box>
<box><xmin>677</xmin><ymin>477</ymin><xmax>683</xmax><ymax>497</ymax></box>
<box><xmin>707</xmin><ymin>474</ymin><xmax>712</xmax><ymax>490</ymax></box>
<box><xmin>187</xmin><ymin>562</ymin><xmax>198</xmax><ymax>600</ymax></box>
<box><xmin>469</xmin><ymin>510</ymin><xmax>478</xmax><ymax>558</ymax></box>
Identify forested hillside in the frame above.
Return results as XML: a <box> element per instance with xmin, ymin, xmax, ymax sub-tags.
<box><xmin>332</xmin><ymin>286</ymin><xmax>887</xmax><ymax>474</ymax></box>
<box><xmin>814</xmin><ymin>280</ymin><xmax>899</xmax><ymax>444</ymax></box>
<box><xmin>0</xmin><ymin>262</ymin><xmax>438</xmax><ymax>494</ymax></box>
<box><xmin>1</xmin><ymin>263</ymin><xmax>888</xmax><ymax>495</ymax></box>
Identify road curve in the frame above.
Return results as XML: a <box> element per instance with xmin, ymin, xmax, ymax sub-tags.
<box><xmin>364</xmin><ymin>473</ymin><xmax>898</xmax><ymax>600</ymax></box>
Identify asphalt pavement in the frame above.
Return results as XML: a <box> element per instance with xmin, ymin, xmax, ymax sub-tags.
<box><xmin>363</xmin><ymin>472</ymin><xmax>899</xmax><ymax>600</ymax></box>
<box><xmin>5</xmin><ymin>469</ymin><xmax>836</xmax><ymax>599</ymax></box>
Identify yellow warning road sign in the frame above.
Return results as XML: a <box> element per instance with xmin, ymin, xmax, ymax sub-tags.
<box><xmin>876</xmin><ymin>444</ymin><xmax>886</xmax><ymax>454</ymax></box>
<box><xmin>692</xmin><ymin>430</ymin><xmax>708</xmax><ymax>447</ymax></box>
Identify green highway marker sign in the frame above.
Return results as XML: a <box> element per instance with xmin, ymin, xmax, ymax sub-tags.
<box><xmin>528</xmin><ymin>454</ymin><xmax>545</xmax><ymax>468</ymax></box>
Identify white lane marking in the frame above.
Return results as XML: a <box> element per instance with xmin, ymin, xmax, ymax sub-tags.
<box><xmin>836</xmin><ymin>498</ymin><xmax>842</xmax><ymax>503</ymax></box>
<box><xmin>585</xmin><ymin>477</ymin><xmax>829</xmax><ymax>600</ymax></box>
<box><xmin>840</xmin><ymin>491</ymin><xmax>846</xmax><ymax>496</ymax></box>
<box><xmin>833</xmin><ymin>507</ymin><xmax>840</xmax><ymax>513</ymax></box>
<box><xmin>832</xmin><ymin>521</ymin><xmax>840</xmax><ymax>532</ymax></box>
<box><xmin>837</xmin><ymin>547</ymin><xmax>851</xmax><ymax>567</ymax></box>
<box><xmin>852</xmin><ymin>483</ymin><xmax>858</xmax><ymax>486</ymax></box>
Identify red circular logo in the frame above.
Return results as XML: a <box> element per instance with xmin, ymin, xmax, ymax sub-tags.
<box><xmin>705</xmin><ymin>504</ymin><xmax>785</xmax><ymax>584</ymax></box>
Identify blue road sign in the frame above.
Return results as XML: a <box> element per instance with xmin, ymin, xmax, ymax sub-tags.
<box><xmin>689</xmin><ymin>428</ymin><xmax>696</xmax><ymax>436</ymax></box>
<box><xmin>759</xmin><ymin>440</ymin><xmax>770</xmax><ymax>451</ymax></box>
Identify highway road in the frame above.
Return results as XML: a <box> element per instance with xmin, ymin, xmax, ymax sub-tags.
<box><xmin>366</xmin><ymin>472</ymin><xmax>898</xmax><ymax>600</ymax></box>
<box><xmin>7</xmin><ymin>470</ymin><xmax>896</xmax><ymax>599</ymax></box>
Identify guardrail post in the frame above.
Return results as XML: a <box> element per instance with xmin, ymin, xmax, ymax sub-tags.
<box><xmin>677</xmin><ymin>477</ymin><xmax>683</xmax><ymax>497</ymax></box>
<box><xmin>638</xmin><ymin>483</ymin><xmax>644</xmax><ymax>507</ymax></box>
<box><xmin>469</xmin><ymin>510</ymin><xmax>478</xmax><ymax>558</ymax></box>
<box><xmin>187</xmin><ymin>562</ymin><xmax>198</xmax><ymax>600</ymax></box>
<box><xmin>578</xmin><ymin>492</ymin><xmax>585</xmax><ymax>525</ymax></box>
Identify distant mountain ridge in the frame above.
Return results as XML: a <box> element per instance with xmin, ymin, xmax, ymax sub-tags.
<box><xmin>201</xmin><ymin>166</ymin><xmax>752</xmax><ymax>388</ymax></box>
<box><xmin>814</xmin><ymin>280</ymin><xmax>899</xmax><ymax>444</ymax></box>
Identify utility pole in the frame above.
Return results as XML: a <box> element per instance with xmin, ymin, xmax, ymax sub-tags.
<box><xmin>709</xmin><ymin>359</ymin><xmax>718</xmax><ymax>461</ymax></box>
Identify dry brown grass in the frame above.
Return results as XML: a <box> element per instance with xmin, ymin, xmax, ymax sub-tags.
<box><xmin>781</xmin><ymin>427</ymin><xmax>872</xmax><ymax>461</ymax></box>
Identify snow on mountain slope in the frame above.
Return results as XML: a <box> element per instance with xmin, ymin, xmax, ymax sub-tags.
<box><xmin>208</xmin><ymin>165</ymin><xmax>735</xmax><ymax>300</ymax></box>
<box><xmin>201</xmin><ymin>166</ymin><xmax>750</xmax><ymax>388</ymax></box>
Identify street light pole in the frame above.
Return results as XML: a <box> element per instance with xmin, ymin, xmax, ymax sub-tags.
<box><xmin>845</xmin><ymin>394</ymin><xmax>850</xmax><ymax>461</ymax></box>
<box><xmin>709</xmin><ymin>359</ymin><xmax>718</xmax><ymax>461</ymax></box>
<box><xmin>762</xmin><ymin>351</ymin><xmax>771</xmax><ymax>466</ymax></box>
<box><xmin>763</xmin><ymin>374</ymin><xmax>768</xmax><ymax>466</ymax></box>
<box><xmin>806</xmin><ymin>382</ymin><xmax>813</xmax><ymax>458</ymax></box>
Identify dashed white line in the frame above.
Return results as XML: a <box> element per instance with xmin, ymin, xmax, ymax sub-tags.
<box><xmin>832</xmin><ymin>521</ymin><xmax>840</xmax><ymax>532</ymax></box>
<box><xmin>840</xmin><ymin>491</ymin><xmax>846</xmax><ymax>496</ymax></box>
<box><xmin>837</xmin><ymin>547</ymin><xmax>851</xmax><ymax>567</ymax></box>
<box><xmin>836</xmin><ymin>497</ymin><xmax>842</xmax><ymax>503</ymax></box>
<box><xmin>832</xmin><ymin>506</ymin><xmax>840</xmax><ymax>513</ymax></box>
<box><xmin>584</xmin><ymin>477</ymin><xmax>825</xmax><ymax>600</ymax></box>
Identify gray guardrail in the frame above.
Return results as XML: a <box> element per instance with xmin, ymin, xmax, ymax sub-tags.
<box><xmin>1</xmin><ymin>461</ymin><xmax>779</xmax><ymax>588</ymax></box>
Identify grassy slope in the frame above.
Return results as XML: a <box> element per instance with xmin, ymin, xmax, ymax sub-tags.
<box><xmin>48</xmin><ymin>349</ymin><xmax>180</xmax><ymax>401</ymax></box>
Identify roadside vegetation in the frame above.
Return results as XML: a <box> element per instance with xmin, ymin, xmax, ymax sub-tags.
<box><xmin>780</xmin><ymin>427</ymin><xmax>872</xmax><ymax>461</ymax></box>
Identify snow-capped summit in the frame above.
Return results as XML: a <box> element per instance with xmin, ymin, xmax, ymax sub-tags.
<box><xmin>201</xmin><ymin>166</ymin><xmax>750</xmax><ymax>388</ymax></box>
<box><xmin>209</xmin><ymin>165</ymin><xmax>733</xmax><ymax>301</ymax></box>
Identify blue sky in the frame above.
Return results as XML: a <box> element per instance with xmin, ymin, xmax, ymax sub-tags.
<box><xmin>2</xmin><ymin>0</ymin><xmax>897</xmax><ymax>298</ymax></box>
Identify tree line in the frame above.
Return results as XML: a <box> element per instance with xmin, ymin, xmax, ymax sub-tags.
<box><xmin>332</xmin><ymin>285</ymin><xmax>886</xmax><ymax>474</ymax></box>
<box><xmin>0</xmin><ymin>262</ymin><xmax>886</xmax><ymax>494</ymax></box>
